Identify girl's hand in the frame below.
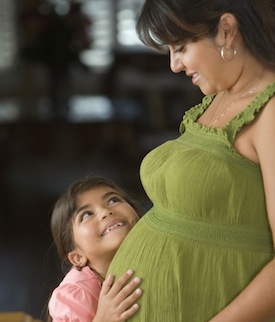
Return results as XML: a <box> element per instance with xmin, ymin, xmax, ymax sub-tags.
<box><xmin>93</xmin><ymin>270</ymin><xmax>142</xmax><ymax>322</ymax></box>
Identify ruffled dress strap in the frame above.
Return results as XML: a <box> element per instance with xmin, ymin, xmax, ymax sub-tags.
<box><xmin>225</xmin><ymin>82</ymin><xmax>275</xmax><ymax>143</ymax></box>
<box><xmin>179</xmin><ymin>95</ymin><xmax>214</xmax><ymax>134</ymax></box>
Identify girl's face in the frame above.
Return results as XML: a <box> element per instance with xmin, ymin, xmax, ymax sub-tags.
<box><xmin>168</xmin><ymin>37</ymin><xmax>231</xmax><ymax>95</ymax></box>
<box><xmin>70</xmin><ymin>185</ymin><xmax>139</xmax><ymax>269</ymax></box>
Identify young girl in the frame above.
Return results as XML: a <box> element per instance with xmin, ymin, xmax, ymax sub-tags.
<box><xmin>47</xmin><ymin>175</ymin><xmax>142</xmax><ymax>322</ymax></box>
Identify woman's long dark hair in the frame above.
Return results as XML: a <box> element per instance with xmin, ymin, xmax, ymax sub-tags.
<box><xmin>136</xmin><ymin>0</ymin><xmax>275</xmax><ymax>69</ymax></box>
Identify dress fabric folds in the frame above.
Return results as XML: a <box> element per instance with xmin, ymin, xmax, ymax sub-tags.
<box><xmin>108</xmin><ymin>83</ymin><xmax>275</xmax><ymax>322</ymax></box>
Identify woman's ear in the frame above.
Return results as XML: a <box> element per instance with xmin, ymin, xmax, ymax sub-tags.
<box><xmin>68</xmin><ymin>250</ymin><xmax>87</xmax><ymax>267</ymax></box>
<box><xmin>217</xmin><ymin>13</ymin><xmax>238</xmax><ymax>47</ymax></box>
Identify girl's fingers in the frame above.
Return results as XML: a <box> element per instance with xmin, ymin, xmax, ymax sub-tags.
<box><xmin>113</xmin><ymin>276</ymin><xmax>141</xmax><ymax>303</ymax></box>
<box><xmin>99</xmin><ymin>270</ymin><xmax>142</xmax><ymax>321</ymax></box>
<box><xmin>100</xmin><ymin>274</ymin><xmax>114</xmax><ymax>295</ymax></box>
<box><xmin>120</xmin><ymin>302</ymin><xmax>141</xmax><ymax>320</ymax></box>
<box><xmin>118</xmin><ymin>287</ymin><xmax>142</xmax><ymax>313</ymax></box>
<box><xmin>107</xmin><ymin>269</ymin><xmax>136</xmax><ymax>295</ymax></box>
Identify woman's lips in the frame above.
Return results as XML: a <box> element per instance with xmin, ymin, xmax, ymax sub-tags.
<box><xmin>191</xmin><ymin>72</ymin><xmax>199</xmax><ymax>85</ymax></box>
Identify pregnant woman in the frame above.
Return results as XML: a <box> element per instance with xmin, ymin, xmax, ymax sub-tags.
<box><xmin>108</xmin><ymin>0</ymin><xmax>275</xmax><ymax>321</ymax></box>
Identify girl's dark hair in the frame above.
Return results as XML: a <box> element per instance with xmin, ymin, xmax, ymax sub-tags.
<box><xmin>136</xmin><ymin>0</ymin><xmax>275</xmax><ymax>69</ymax></box>
<box><xmin>51</xmin><ymin>175</ymin><xmax>141</xmax><ymax>269</ymax></box>
<box><xmin>46</xmin><ymin>176</ymin><xmax>140</xmax><ymax>322</ymax></box>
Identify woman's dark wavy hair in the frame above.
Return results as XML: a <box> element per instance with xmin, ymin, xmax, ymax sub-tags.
<box><xmin>51</xmin><ymin>175</ymin><xmax>141</xmax><ymax>269</ymax></box>
<box><xmin>136</xmin><ymin>0</ymin><xmax>275</xmax><ymax>69</ymax></box>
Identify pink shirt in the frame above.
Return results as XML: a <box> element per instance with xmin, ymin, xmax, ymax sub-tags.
<box><xmin>49</xmin><ymin>266</ymin><xmax>102</xmax><ymax>322</ymax></box>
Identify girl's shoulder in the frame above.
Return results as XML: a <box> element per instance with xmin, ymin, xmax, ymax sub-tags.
<box><xmin>62</xmin><ymin>266</ymin><xmax>100</xmax><ymax>284</ymax></box>
<box><xmin>48</xmin><ymin>267</ymin><xmax>101</xmax><ymax>322</ymax></box>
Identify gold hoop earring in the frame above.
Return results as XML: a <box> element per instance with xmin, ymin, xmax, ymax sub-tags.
<box><xmin>220</xmin><ymin>46</ymin><xmax>237</xmax><ymax>61</ymax></box>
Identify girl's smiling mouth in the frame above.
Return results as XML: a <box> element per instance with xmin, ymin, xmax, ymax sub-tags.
<box><xmin>102</xmin><ymin>221</ymin><xmax>126</xmax><ymax>236</ymax></box>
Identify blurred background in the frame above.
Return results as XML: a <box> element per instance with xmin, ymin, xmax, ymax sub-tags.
<box><xmin>0</xmin><ymin>0</ymin><xmax>203</xmax><ymax>319</ymax></box>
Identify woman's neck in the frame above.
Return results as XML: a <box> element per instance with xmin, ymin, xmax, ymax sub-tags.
<box><xmin>226</xmin><ymin>59</ymin><xmax>266</xmax><ymax>97</ymax></box>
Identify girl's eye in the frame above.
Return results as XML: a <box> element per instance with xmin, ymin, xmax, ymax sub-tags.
<box><xmin>80</xmin><ymin>211</ymin><xmax>93</xmax><ymax>222</ymax></box>
<box><xmin>108</xmin><ymin>196</ymin><xmax>122</xmax><ymax>205</ymax></box>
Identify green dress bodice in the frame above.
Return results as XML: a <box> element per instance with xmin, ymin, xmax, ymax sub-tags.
<box><xmin>108</xmin><ymin>83</ymin><xmax>275</xmax><ymax>321</ymax></box>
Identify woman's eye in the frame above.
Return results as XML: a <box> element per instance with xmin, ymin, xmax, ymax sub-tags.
<box><xmin>174</xmin><ymin>45</ymin><xmax>184</xmax><ymax>54</ymax></box>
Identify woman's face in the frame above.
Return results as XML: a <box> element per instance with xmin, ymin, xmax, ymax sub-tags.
<box><xmin>168</xmin><ymin>37</ymin><xmax>228</xmax><ymax>95</ymax></box>
<box><xmin>70</xmin><ymin>185</ymin><xmax>139</xmax><ymax>267</ymax></box>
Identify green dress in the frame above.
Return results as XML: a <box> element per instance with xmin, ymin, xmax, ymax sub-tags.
<box><xmin>108</xmin><ymin>83</ymin><xmax>275</xmax><ymax>321</ymax></box>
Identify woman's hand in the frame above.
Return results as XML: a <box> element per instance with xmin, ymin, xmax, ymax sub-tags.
<box><xmin>93</xmin><ymin>270</ymin><xmax>142</xmax><ymax>322</ymax></box>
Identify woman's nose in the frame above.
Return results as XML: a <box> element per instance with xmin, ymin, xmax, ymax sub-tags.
<box><xmin>170</xmin><ymin>52</ymin><xmax>184</xmax><ymax>74</ymax></box>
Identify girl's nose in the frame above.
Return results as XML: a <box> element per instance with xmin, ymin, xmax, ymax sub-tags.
<box><xmin>170</xmin><ymin>51</ymin><xmax>185</xmax><ymax>74</ymax></box>
<box><xmin>101</xmin><ymin>209</ymin><xmax>114</xmax><ymax>220</ymax></box>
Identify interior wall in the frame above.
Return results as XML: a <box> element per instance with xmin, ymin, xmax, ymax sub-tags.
<box><xmin>0</xmin><ymin>0</ymin><xmax>203</xmax><ymax>319</ymax></box>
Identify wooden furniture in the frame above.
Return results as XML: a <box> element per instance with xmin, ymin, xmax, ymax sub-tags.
<box><xmin>0</xmin><ymin>312</ymin><xmax>42</xmax><ymax>322</ymax></box>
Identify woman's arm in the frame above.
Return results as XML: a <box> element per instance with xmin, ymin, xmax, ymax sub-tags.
<box><xmin>209</xmin><ymin>259</ymin><xmax>275</xmax><ymax>322</ymax></box>
<box><xmin>93</xmin><ymin>270</ymin><xmax>142</xmax><ymax>322</ymax></box>
<box><xmin>210</xmin><ymin>97</ymin><xmax>275</xmax><ymax>322</ymax></box>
